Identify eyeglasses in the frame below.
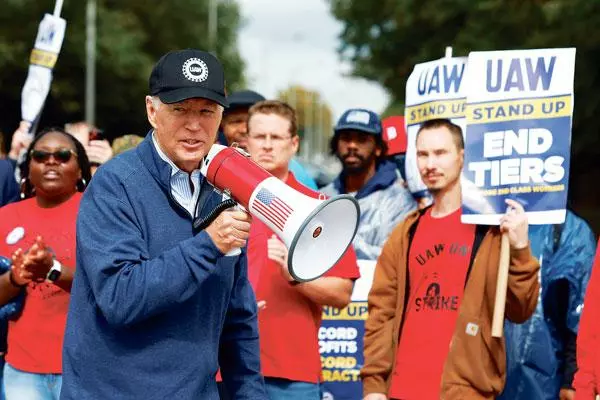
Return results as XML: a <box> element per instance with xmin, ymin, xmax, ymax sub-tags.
<box><xmin>248</xmin><ymin>133</ymin><xmax>293</xmax><ymax>144</ymax></box>
<box><xmin>30</xmin><ymin>148</ymin><xmax>78</xmax><ymax>163</ymax></box>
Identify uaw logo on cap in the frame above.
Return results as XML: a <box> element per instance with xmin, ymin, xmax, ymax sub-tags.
<box><xmin>182</xmin><ymin>58</ymin><xmax>209</xmax><ymax>83</ymax></box>
<box><xmin>346</xmin><ymin>110</ymin><xmax>371</xmax><ymax>125</ymax></box>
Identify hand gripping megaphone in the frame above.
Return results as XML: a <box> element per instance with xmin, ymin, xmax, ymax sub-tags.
<box><xmin>200</xmin><ymin>144</ymin><xmax>360</xmax><ymax>282</ymax></box>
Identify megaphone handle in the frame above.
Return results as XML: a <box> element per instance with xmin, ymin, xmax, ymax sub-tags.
<box><xmin>192</xmin><ymin>199</ymin><xmax>237</xmax><ymax>232</ymax></box>
<box><xmin>192</xmin><ymin>198</ymin><xmax>242</xmax><ymax>256</ymax></box>
<box><xmin>222</xmin><ymin>192</ymin><xmax>242</xmax><ymax>257</ymax></box>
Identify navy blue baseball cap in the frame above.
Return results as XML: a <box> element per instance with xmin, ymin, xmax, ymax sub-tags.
<box><xmin>149</xmin><ymin>49</ymin><xmax>228</xmax><ymax>107</ymax></box>
<box><xmin>334</xmin><ymin>108</ymin><xmax>382</xmax><ymax>136</ymax></box>
<box><xmin>227</xmin><ymin>90</ymin><xmax>265</xmax><ymax>111</ymax></box>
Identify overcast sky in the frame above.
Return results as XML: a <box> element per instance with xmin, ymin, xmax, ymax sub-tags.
<box><xmin>236</xmin><ymin>0</ymin><xmax>390</xmax><ymax>121</ymax></box>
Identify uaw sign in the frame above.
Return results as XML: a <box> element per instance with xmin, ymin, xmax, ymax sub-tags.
<box><xmin>404</xmin><ymin>57</ymin><xmax>467</xmax><ymax>200</ymax></box>
<box><xmin>462</xmin><ymin>48</ymin><xmax>575</xmax><ymax>225</ymax></box>
<box><xmin>21</xmin><ymin>13</ymin><xmax>66</xmax><ymax>124</ymax></box>
<box><xmin>320</xmin><ymin>260</ymin><xmax>375</xmax><ymax>400</ymax></box>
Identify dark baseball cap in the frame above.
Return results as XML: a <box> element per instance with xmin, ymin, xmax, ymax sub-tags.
<box><xmin>227</xmin><ymin>90</ymin><xmax>265</xmax><ymax>111</ymax></box>
<box><xmin>334</xmin><ymin>108</ymin><xmax>382</xmax><ymax>136</ymax></box>
<box><xmin>149</xmin><ymin>49</ymin><xmax>228</xmax><ymax>107</ymax></box>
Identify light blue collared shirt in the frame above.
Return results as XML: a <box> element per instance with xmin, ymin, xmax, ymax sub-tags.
<box><xmin>152</xmin><ymin>132</ymin><xmax>202</xmax><ymax>217</ymax></box>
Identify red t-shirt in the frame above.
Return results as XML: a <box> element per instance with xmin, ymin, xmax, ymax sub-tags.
<box><xmin>0</xmin><ymin>193</ymin><xmax>81</xmax><ymax>373</ymax></box>
<box><xmin>251</xmin><ymin>173</ymin><xmax>360</xmax><ymax>383</ymax></box>
<box><xmin>389</xmin><ymin>208</ymin><xmax>475</xmax><ymax>400</ymax></box>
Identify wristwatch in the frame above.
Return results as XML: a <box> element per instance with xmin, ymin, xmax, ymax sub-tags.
<box><xmin>46</xmin><ymin>259</ymin><xmax>62</xmax><ymax>282</ymax></box>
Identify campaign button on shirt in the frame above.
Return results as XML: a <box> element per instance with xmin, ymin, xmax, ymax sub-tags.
<box><xmin>6</xmin><ymin>227</ymin><xmax>25</xmax><ymax>245</ymax></box>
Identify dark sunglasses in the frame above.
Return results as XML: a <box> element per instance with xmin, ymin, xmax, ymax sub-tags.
<box><xmin>30</xmin><ymin>148</ymin><xmax>78</xmax><ymax>163</ymax></box>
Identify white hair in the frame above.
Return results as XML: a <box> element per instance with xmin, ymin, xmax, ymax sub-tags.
<box><xmin>150</xmin><ymin>96</ymin><xmax>162</xmax><ymax>109</ymax></box>
<box><xmin>150</xmin><ymin>95</ymin><xmax>225</xmax><ymax>113</ymax></box>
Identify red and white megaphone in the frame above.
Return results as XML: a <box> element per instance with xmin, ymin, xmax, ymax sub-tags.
<box><xmin>200</xmin><ymin>144</ymin><xmax>360</xmax><ymax>282</ymax></box>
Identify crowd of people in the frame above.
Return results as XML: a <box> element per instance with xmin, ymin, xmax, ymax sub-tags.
<box><xmin>0</xmin><ymin>48</ymin><xmax>597</xmax><ymax>400</ymax></box>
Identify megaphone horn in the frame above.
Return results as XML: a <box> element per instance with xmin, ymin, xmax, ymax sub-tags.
<box><xmin>201</xmin><ymin>144</ymin><xmax>360</xmax><ymax>282</ymax></box>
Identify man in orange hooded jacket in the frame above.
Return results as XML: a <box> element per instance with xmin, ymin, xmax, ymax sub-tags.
<box><xmin>361</xmin><ymin>119</ymin><xmax>540</xmax><ymax>400</ymax></box>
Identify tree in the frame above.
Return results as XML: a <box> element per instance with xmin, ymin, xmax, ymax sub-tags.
<box><xmin>382</xmin><ymin>100</ymin><xmax>405</xmax><ymax>119</ymax></box>
<box><xmin>278</xmin><ymin>85</ymin><xmax>334</xmax><ymax>159</ymax></box>
<box><xmin>329</xmin><ymin>0</ymin><xmax>600</xmax><ymax>231</ymax></box>
<box><xmin>0</xmin><ymin>0</ymin><xmax>245</xmax><ymax>143</ymax></box>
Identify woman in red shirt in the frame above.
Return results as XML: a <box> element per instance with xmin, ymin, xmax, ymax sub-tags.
<box><xmin>0</xmin><ymin>127</ymin><xmax>91</xmax><ymax>400</ymax></box>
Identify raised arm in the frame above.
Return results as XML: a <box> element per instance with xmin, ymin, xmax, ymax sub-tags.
<box><xmin>500</xmin><ymin>199</ymin><xmax>540</xmax><ymax>323</ymax></box>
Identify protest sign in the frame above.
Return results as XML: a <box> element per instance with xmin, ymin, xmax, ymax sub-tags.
<box><xmin>462</xmin><ymin>48</ymin><xmax>575</xmax><ymax>225</ymax></box>
<box><xmin>320</xmin><ymin>260</ymin><xmax>375</xmax><ymax>400</ymax></box>
<box><xmin>404</xmin><ymin>57</ymin><xmax>467</xmax><ymax>200</ymax></box>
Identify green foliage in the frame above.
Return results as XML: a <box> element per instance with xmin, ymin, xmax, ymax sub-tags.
<box><xmin>329</xmin><ymin>0</ymin><xmax>600</xmax><ymax>150</ymax></box>
<box><xmin>382</xmin><ymin>100</ymin><xmax>405</xmax><ymax>119</ymax></box>
<box><xmin>278</xmin><ymin>85</ymin><xmax>333</xmax><ymax>135</ymax></box>
<box><xmin>278</xmin><ymin>85</ymin><xmax>334</xmax><ymax>157</ymax></box>
<box><xmin>0</xmin><ymin>0</ymin><xmax>245</xmax><ymax>140</ymax></box>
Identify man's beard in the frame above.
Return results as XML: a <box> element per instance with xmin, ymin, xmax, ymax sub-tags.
<box><xmin>427</xmin><ymin>186</ymin><xmax>442</xmax><ymax>195</ymax></box>
<box><xmin>423</xmin><ymin>173</ymin><xmax>459</xmax><ymax>195</ymax></box>
<box><xmin>340</xmin><ymin>151</ymin><xmax>376</xmax><ymax>175</ymax></box>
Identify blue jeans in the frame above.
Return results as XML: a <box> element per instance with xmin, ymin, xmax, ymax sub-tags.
<box><xmin>264</xmin><ymin>377</ymin><xmax>320</xmax><ymax>400</ymax></box>
<box><xmin>3</xmin><ymin>363</ymin><xmax>61</xmax><ymax>400</ymax></box>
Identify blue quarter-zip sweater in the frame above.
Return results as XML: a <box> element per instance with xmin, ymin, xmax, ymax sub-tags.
<box><xmin>61</xmin><ymin>135</ymin><xmax>266</xmax><ymax>399</ymax></box>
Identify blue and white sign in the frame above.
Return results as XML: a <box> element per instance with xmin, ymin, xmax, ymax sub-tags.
<box><xmin>320</xmin><ymin>260</ymin><xmax>375</xmax><ymax>400</ymax></box>
<box><xmin>404</xmin><ymin>57</ymin><xmax>467</xmax><ymax>200</ymax></box>
<box><xmin>462</xmin><ymin>48</ymin><xmax>575</xmax><ymax>225</ymax></box>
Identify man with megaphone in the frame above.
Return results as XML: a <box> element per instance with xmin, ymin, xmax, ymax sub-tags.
<box><xmin>244</xmin><ymin>100</ymin><xmax>360</xmax><ymax>400</ymax></box>
<box><xmin>60</xmin><ymin>49</ymin><xmax>267</xmax><ymax>399</ymax></box>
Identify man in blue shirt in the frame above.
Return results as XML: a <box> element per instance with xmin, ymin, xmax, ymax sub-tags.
<box><xmin>61</xmin><ymin>49</ymin><xmax>266</xmax><ymax>399</ymax></box>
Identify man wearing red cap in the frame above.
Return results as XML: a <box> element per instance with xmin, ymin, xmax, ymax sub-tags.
<box><xmin>382</xmin><ymin>115</ymin><xmax>432</xmax><ymax>210</ymax></box>
<box><xmin>382</xmin><ymin>115</ymin><xmax>408</xmax><ymax>180</ymax></box>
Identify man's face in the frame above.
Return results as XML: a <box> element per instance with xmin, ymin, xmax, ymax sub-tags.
<box><xmin>336</xmin><ymin>130</ymin><xmax>381</xmax><ymax>175</ymax></box>
<box><xmin>247</xmin><ymin>113</ymin><xmax>299</xmax><ymax>178</ymax></box>
<box><xmin>221</xmin><ymin>108</ymin><xmax>250</xmax><ymax>150</ymax></box>
<box><xmin>416</xmin><ymin>126</ymin><xmax>463</xmax><ymax>194</ymax></box>
<box><xmin>146</xmin><ymin>96</ymin><xmax>223</xmax><ymax>173</ymax></box>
